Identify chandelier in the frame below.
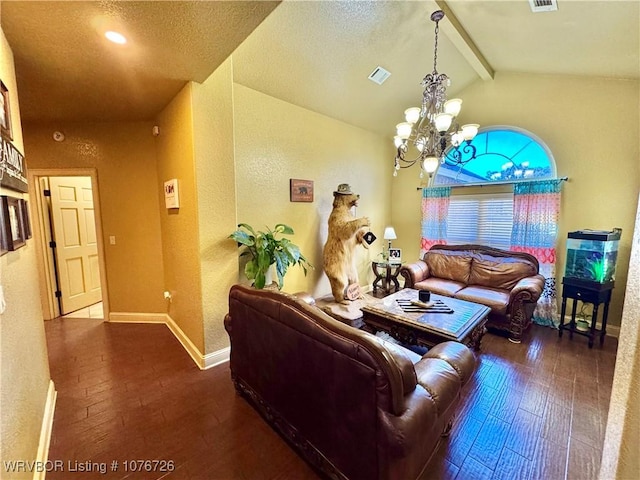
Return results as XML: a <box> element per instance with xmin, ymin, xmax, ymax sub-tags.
<box><xmin>393</xmin><ymin>10</ymin><xmax>479</xmax><ymax>178</ymax></box>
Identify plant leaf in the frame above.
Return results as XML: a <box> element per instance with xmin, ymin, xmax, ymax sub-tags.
<box><xmin>274</xmin><ymin>224</ymin><xmax>294</xmax><ymax>235</ymax></box>
<box><xmin>229</xmin><ymin>230</ymin><xmax>254</xmax><ymax>247</ymax></box>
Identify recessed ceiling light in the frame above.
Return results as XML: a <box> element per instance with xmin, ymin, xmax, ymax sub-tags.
<box><xmin>105</xmin><ymin>31</ymin><xmax>127</xmax><ymax>45</ymax></box>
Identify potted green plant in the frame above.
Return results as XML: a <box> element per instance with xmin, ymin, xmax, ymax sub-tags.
<box><xmin>229</xmin><ymin>223</ymin><xmax>312</xmax><ymax>289</ymax></box>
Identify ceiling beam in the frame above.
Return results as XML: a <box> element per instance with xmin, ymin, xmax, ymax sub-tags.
<box><xmin>432</xmin><ymin>0</ymin><xmax>495</xmax><ymax>81</ymax></box>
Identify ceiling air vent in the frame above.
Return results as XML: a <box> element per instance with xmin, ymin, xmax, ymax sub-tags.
<box><xmin>368</xmin><ymin>66</ymin><xmax>391</xmax><ymax>85</ymax></box>
<box><xmin>529</xmin><ymin>0</ymin><xmax>558</xmax><ymax>12</ymax></box>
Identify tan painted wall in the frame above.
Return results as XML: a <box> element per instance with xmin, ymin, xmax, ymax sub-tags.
<box><xmin>155</xmin><ymin>83</ymin><xmax>205</xmax><ymax>353</ymax></box>
<box><xmin>192</xmin><ymin>58</ymin><xmax>238</xmax><ymax>353</ymax></box>
<box><xmin>600</xmin><ymin>193</ymin><xmax>640</xmax><ymax>479</ymax></box>
<box><xmin>23</xmin><ymin>122</ymin><xmax>165</xmax><ymax>314</ymax></box>
<box><xmin>392</xmin><ymin>72</ymin><xmax>640</xmax><ymax>326</ymax></box>
<box><xmin>0</xmin><ymin>28</ymin><xmax>51</xmax><ymax>479</ymax></box>
<box><xmin>233</xmin><ymin>83</ymin><xmax>395</xmax><ymax>298</ymax></box>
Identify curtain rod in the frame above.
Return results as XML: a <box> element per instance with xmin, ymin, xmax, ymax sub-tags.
<box><xmin>416</xmin><ymin>176</ymin><xmax>569</xmax><ymax>190</ymax></box>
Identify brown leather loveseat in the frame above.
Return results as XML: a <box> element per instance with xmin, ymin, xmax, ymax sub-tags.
<box><xmin>224</xmin><ymin>284</ymin><xmax>475</xmax><ymax>480</ymax></box>
<box><xmin>400</xmin><ymin>244</ymin><xmax>545</xmax><ymax>343</ymax></box>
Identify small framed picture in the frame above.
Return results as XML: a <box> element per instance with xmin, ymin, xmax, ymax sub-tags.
<box><xmin>0</xmin><ymin>80</ymin><xmax>12</xmax><ymax>141</ymax></box>
<box><xmin>0</xmin><ymin>198</ymin><xmax>7</xmax><ymax>256</ymax></box>
<box><xmin>20</xmin><ymin>199</ymin><xmax>32</xmax><ymax>239</ymax></box>
<box><xmin>164</xmin><ymin>179</ymin><xmax>180</xmax><ymax>209</ymax></box>
<box><xmin>388</xmin><ymin>248</ymin><xmax>402</xmax><ymax>263</ymax></box>
<box><xmin>1</xmin><ymin>195</ymin><xmax>26</xmax><ymax>251</ymax></box>
<box><xmin>290</xmin><ymin>179</ymin><xmax>314</xmax><ymax>202</ymax></box>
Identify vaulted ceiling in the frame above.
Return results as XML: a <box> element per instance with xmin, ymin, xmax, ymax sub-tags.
<box><xmin>2</xmin><ymin>0</ymin><xmax>638</xmax><ymax>137</ymax></box>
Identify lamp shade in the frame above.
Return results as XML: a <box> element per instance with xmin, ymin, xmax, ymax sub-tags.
<box><xmin>404</xmin><ymin>107</ymin><xmax>421</xmax><ymax>124</ymax></box>
<box><xmin>434</xmin><ymin>113</ymin><xmax>453</xmax><ymax>133</ymax></box>
<box><xmin>396</xmin><ymin>122</ymin><xmax>412</xmax><ymax>139</ymax></box>
<box><xmin>461</xmin><ymin>124</ymin><xmax>480</xmax><ymax>141</ymax></box>
<box><xmin>444</xmin><ymin>98</ymin><xmax>462</xmax><ymax>116</ymax></box>
<box><xmin>383</xmin><ymin>226</ymin><xmax>397</xmax><ymax>240</ymax></box>
<box><xmin>422</xmin><ymin>156</ymin><xmax>439</xmax><ymax>174</ymax></box>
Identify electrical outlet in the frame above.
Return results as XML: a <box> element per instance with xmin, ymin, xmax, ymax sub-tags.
<box><xmin>163</xmin><ymin>291</ymin><xmax>172</xmax><ymax>300</ymax></box>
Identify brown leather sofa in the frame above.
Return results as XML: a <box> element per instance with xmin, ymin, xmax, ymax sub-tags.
<box><xmin>224</xmin><ymin>284</ymin><xmax>475</xmax><ymax>480</ymax></box>
<box><xmin>400</xmin><ymin>244</ymin><xmax>545</xmax><ymax>343</ymax></box>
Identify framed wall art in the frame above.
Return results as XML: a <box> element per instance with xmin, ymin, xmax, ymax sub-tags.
<box><xmin>20</xmin><ymin>199</ymin><xmax>32</xmax><ymax>239</ymax></box>
<box><xmin>0</xmin><ymin>197</ymin><xmax>7</xmax><ymax>256</ymax></box>
<box><xmin>1</xmin><ymin>195</ymin><xmax>26</xmax><ymax>251</ymax></box>
<box><xmin>0</xmin><ymin>80</ymin><xmax>12</xmax><ymax>141</ymax></box>
<box><xmin>290</xmin><ymin>179</ymin><xmax>314</xmax><ymax>202</ymax></box>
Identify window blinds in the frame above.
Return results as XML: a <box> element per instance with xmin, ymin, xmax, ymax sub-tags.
<box><xmin>447</xmin><ymin>192</ymin><xmax>514</xmax><ymax>250</ymax></box>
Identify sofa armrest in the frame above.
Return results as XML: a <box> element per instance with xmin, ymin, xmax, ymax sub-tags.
<box><xmin>399</xmin><ymin>260</ymin><xmax>429</xmax><ymax>288</ymax></box>
<box><xmin>371</xmin><ymin>338</ymin><xmax>420</xmax><ymax>395</ymax></box>
<box><xmin>422</xmin><ymin>341</ymin><xmax>475</xmax><ymax>385</ymax></box>
<box><xmin>509</xmin><ymin>274</ymin><xmax>546</xmax><ymax>304</ymax></box>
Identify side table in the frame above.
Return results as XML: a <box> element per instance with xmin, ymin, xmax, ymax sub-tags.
<box><xmin>558</xmin><ymin>278</ymin><xmax>614</xmax><ymax>348</ymax></box>
<box><xmin>372</xmin><ymin>261</ymin><xmax>401</xmax><ymax>295</ymax></box>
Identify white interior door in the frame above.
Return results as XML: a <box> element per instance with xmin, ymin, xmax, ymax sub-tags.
<box><xmin>49</xmin><ymin>176</ymin><xmax>102</xmax><ymax>314</ymax></box>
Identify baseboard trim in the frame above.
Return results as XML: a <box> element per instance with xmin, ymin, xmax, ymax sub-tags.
<box><xmin>204</xmin><ymin>347</ymin><xmax>231</xmax><ymax>369</ymax></box>
<box><xmin>108</xmin><ymin>312</ymin><xmax>230</xmax><ymax>369</ymax></box>
<box><xmin>34</xmin><ymin>380</ymin><xmax>56</xmax><ymax>480</ymax></box>
<box><xmin>108</xmin><ymin>312</ymin><xmax>167</xmax><ymax>323</ymax></box>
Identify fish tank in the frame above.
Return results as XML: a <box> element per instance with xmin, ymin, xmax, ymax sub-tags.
<box><xmin>564</xmin><ymin>228</ymin><xmax>621</xmax><ymax>284</ymax></box>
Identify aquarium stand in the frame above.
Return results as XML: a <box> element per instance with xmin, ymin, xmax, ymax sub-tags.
<box><xmin>558</xmin><ymin>278</ymin><xmax>614</xmax><ymax>348</ymax></box>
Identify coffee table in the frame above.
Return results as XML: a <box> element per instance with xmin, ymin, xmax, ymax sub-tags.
<box><xmin>360</xmin><ymin>288</ymin><xmax>490</xmax><ymax>351</ymax></box>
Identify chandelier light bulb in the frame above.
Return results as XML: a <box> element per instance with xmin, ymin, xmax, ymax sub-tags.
<box><xmin>422</xmin><ymin>156</ymin><xmax>440</xmax><ymax>174</ymax></box>
<box><xmin>416</xmin><ymin>137</ymin><xmax>426</xmax><ymax>152</ymax></box>
<box><xmin>393</xmin><ymin>136</ymin><xmax>404</xmax><ymax>148</ymax></box>
<box><xmin>461</xmin><ymin>124</ymin><xmax>480</xmax><ymax>141</ymax></box>
<box><xmin>451</xmin><ymin>131</ymin><xmax>464</xmax><ymax>147</ymax></box>
<box><xmin>396</xmin><ymin>122</ymin><xmax>413</xmax><ymax>139</ymax></box>
<box><xmin>444</xmin><ymin>99</ymin><xmax>462</xmax><ymax>117</ymax></box>
<box><xmin>404</xmin><ymin>107</ymin><xmax>421</xmax><ymax>124</ymax></box>
<box><xmin>434</xmin><ymin>113</ymin><xmax>453</xmax><ymax>133</ymax></box>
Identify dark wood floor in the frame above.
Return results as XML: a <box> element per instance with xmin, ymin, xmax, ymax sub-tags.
<box><xmin>44</xmin><ymin>317</ymin><xmax>617</xmax><ymax>480</ymax></box>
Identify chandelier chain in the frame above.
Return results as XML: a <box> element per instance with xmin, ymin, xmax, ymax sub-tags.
<box><xmin>433</xmin><ymin>19</ymin><xmax>440</xmax><ymax>74</ymax></box>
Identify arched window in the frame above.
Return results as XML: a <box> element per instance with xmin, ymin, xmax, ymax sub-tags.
<box><xmin>433</xmin><ymin>126</ymin><xmax>556</xmax><ymax>186</ymax></box>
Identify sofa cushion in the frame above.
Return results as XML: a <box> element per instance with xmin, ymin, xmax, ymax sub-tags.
<box><xmin>415</xmin><ymin>278</ymin><xmax>466</xmax><ymax>297</ymax></box>
<box><xmin>469</xmin><ymin>254</ymin><xmax>538</xmax><ymax>290</ymax></box>
<box><xmin>425</xmin><ymin>251</ymin><xmax>473</xmax><ymax>284</ymax></box>
<box><xmin>453</xmin><ymin>285</ymin><xmax>510</xmax><ymax>315</ymax></box>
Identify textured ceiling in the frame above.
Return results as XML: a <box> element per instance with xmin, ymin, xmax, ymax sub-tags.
<box><xmin>1</xmin><ymin>0</ymin><xmax>638</xmax><ymax>135</ymax></box>
<box><xmin>233</xmin><ymin>0</ymin><xmax>639</xmax><ymax>136</ymax></box>
<box><xmin>0</xmin><ymin>1</ymin><xmax>280</xmax><ymax>122</ymax></box>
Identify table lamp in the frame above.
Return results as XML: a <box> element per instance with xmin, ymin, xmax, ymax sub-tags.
<box><xmin>383</xmin><ymin>226</ymin><xmax>397</xmax><ymax>259</ymax></box>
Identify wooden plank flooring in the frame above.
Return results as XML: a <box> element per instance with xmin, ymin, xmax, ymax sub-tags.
<box><xmin>44</xmin><ymin>318</ymin><xmax>617</xmax><ymax>479</ymax></box>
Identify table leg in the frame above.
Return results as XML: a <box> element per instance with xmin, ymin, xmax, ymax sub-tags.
<box><xmin>384</xmin><ymin>266</ymin><xmax>392</xmax><ymax>293</ymax></box>
<box><xmin>372</xmin><ymin>263</ymin><xmax>382</xmax><ymax>293</ymax></box>
<box><xmin>559</xmin><ymin>295</ymin><xmax>568</xmax><ymax>338</ymax></box>
<box><xmin>588</xmin><ymin>303</ymin><xmax>600</xmax><ymax>349</ymax></box>
<box><xmin>569</xmin><ymin>298</ymin><xmax>578</xmax><ymax>340</ymax></box>
<box><xmin>600</xmin><ymin>301</ymin><xmax>610</xmax><ymax>347</ymax></box>
<box><xmin>391</xmin><ymin>265</ymin><xmax>400</xmax><ymax>292</ymax></box>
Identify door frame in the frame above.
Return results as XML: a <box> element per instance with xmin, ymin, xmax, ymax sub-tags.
<box><xmin>28</xmin><ymin>168</ymin><xmax>110</xmax><ymax>321</ymax></box>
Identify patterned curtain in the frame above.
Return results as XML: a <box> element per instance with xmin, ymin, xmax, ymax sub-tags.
<box><xmin>420</xmin><ymin>186</ymin><xmax>451</xmax><ymax>257</ymax></box>
<box><xmin>511</xmin><ymin>180</ymin><xmax>563</xmax><ymax>327</ymax></box>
